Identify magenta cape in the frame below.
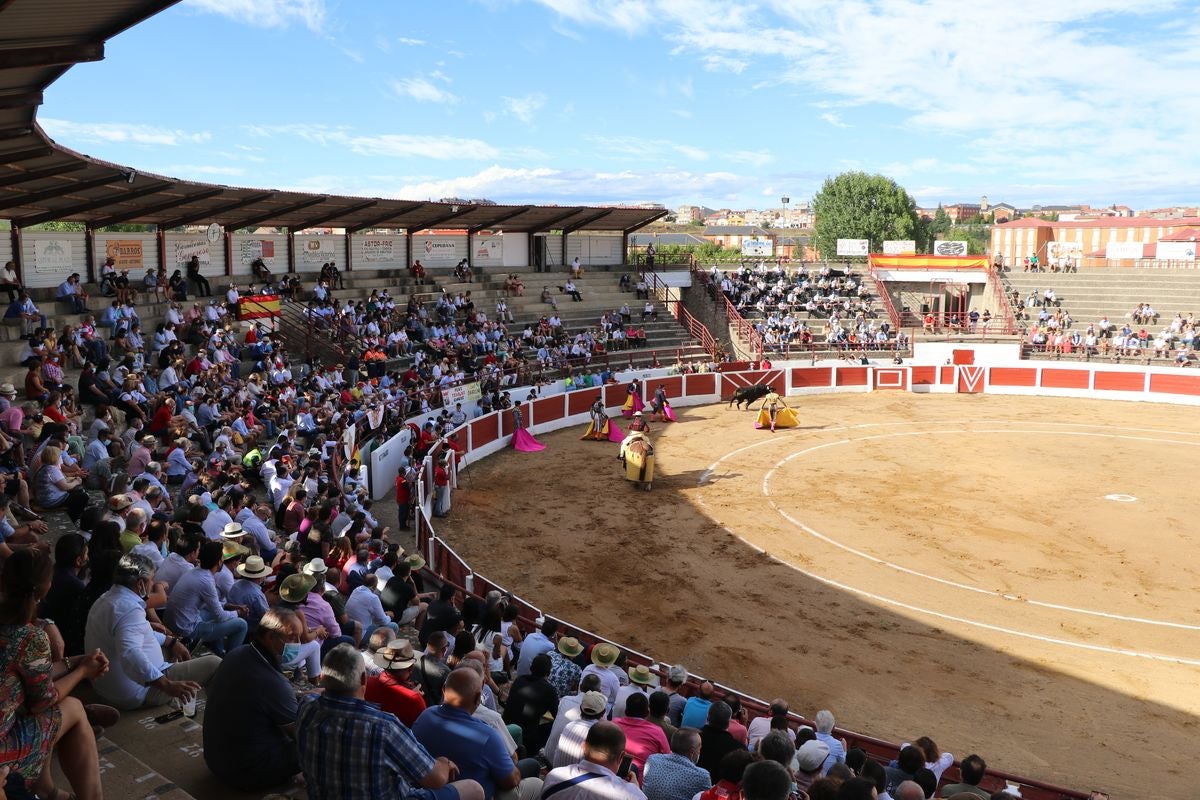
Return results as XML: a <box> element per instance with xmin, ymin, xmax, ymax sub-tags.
<box><xmin>607</xmin><ymin>420</ymin><xmax>624</xmax><ymax>442</ymax></box>
<box><xmin>512</xmin><ymin>428</ymin><xmax>545</xmax><ymax>452</ymax></box>
<box><xmin>662</xmin><ymin>403</ymin><xmax>678</xmax><ymax>422</ymax></box>
<box><xmin>621</xmin><ymin>392</ymin><xmax>645</xmax><ymax>418</ymax></box>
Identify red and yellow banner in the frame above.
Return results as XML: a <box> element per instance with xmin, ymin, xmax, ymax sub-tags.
<box><xmin>868</xmin><ymin>254</ymin><xmax>989</xmax><ymax>270</ymax></box>
<box><xmin>238</xmin><ymin>294</ymin><xmax>281</xmax><ymax>320</ymax></box>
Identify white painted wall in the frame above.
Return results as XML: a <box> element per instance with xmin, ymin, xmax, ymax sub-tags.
<box><xmin>502</xmin><ymin>232</ymin><xmax>529</xmax><ymax>267</ymax></box>
<box><xmin>294</xmin><ymin>234</ymin><xmax>346</xmax><ymax>275</ymax></box>
<box><xmin>351</xmin><ymin>234</ymin><xmax>407</xmax><ymax>272</ymax></box>
<box><xmin>22</xmin><ymin>231</ymin><xmax>86</xmax><ymax>289</ymax></box>
<box><xmin>230</xmin><ymin>233</ymin><xmax>287</xmax><ymax>278</ymax></box>
<box><xmin>163</xmin><ymin>233</ymin><xmax>227</xmax><ymax>279</ymax></box>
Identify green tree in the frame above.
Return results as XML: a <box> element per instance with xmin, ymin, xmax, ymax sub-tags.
<box><xmin>29</xmin><ymin>221</ymin><xmax>85</xmax><ymax>232</ymax></box>
<box><xmin>811</xmin><ymin>171</ymin><xmax>919</xmax><ymax>259</ymax></box>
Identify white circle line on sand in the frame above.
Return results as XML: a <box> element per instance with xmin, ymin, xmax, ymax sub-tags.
<box><xmin>758</xmin><ymin>427</ymin><xmax>1200</xmax><ymax>632</ymax></box>
<box><xmin>718</xmin><ymin>522</ymin><xmax>1200</xmax><ymax>667</ymax></box>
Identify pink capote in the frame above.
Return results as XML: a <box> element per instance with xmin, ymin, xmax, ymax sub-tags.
<box><xmin>621</xmin><ymin>392</ymin><xmax>645</xmax><ymax>418</ymax></box>
<box><xmin>512</xmin><ymin>428</ymin><xmax>545</xmax><ymax>452</ymax></box>
<box><xmin>607</xmin><ymin>420</ymin><xmax>624</xmax><ymax>442</ymax></box>
<box><xmin>662</xmin><ymin>404</ymin><xmax>677</xmax><ymax>422</ymax></box>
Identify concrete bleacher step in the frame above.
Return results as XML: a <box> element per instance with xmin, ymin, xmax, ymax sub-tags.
<box><xmin>1002</xmin><ymin>269</ymin><xmax>1200</xmax><ymax>325</ymax></box>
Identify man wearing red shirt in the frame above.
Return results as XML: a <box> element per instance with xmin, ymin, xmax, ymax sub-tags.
<box><xmin>614</xmin><ymin>692</ymin><xmax>670</xmax><ymax>778</ymax></box>
<box><xmin>395</xmin><ymin>466</ymin><xmax>414</xmax><ymax>530</ymax></box>
<box><xmin>365</xmin><ymin>638</ymin><xmax>426</xmax><ymax>727</ymax></box>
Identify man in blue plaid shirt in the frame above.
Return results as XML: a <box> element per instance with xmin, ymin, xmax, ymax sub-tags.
<box><xmin>298</xmin><ymin>643</ymin><xmax>484</xmax><ymax>800</ymax></box>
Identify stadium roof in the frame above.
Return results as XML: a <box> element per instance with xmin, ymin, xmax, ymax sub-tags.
<box><xmin>0</xmin><ymin>0</ymin><xmax>667</xmax><ymax>234</ymax></box>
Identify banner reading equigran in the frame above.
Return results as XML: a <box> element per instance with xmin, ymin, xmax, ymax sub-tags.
<box><xmin>105</xmin><ymin>239</ymin><xmax>144</xmax><ymax>269</ymax></box>
<box><xmin>173</xmin><ymin>240</ymin><xmax>210</xmax><ymax>266</ymax></box>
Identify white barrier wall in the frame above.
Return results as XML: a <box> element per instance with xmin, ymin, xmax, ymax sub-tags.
<box><xmin>566</xmin><ymin>233</ymin><xmax>623</xmax><ymax>265</ymax></box>
<box><xmin>164</xmin><ymin>232</ymin><xmax>227</xmax><ymax>279</ymax></box>
<box><xmin>230</xmin><ymin>233</ymin><xmax>287</xmax><ymax>278</ymax></box>
<box><xmin>351</xmin><ymin>234</ymin><xmax>407</xmax><ymax>272</ymax></box>
<box><xmin>0</xmin><ymin>231</ymin><xmax>12</xmax><ymax>270</ymax></box>
<box><xmin>413</xmin><ymin>234</ymin><xmax>467</xmax><ymax>268</ymax></box>
<box><xmin>502</xmin><ymin>232</ymin><xmax>529</xmax><ymax>267</ymax></box>
<box><xmin>295</xmin><ymin>234</ymin><xmax>346</xmax><ymax>275</ymax></box>
<box><xmin>21</xmin><ymin>231</ymin><xmax>87</xmax><ymax>288</ymax></box>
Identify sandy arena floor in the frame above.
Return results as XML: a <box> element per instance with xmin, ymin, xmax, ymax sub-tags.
<box><xmin>438</xmin><ymin>393</ymin><xmax>1200</xmax><ymax>800</ymax></box>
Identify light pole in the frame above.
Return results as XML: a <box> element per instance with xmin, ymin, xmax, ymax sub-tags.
<box><xmin>780</xmin><ymin>196</ymin><xmax>790</xmax><ymax>228</ymax></box>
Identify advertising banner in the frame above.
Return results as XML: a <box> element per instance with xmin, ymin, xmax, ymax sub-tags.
<box><xmin>361</xmin><ymin>237</ymin><xmax>395</xmax><ymax>262</ymax></box>
<box><xmin>741</xmin><ymin>238</ymin><xmax>774</xmax><ymax>256</ymax></box>
<box><xmin>299</xmin><ymin>236</ymin><xmax>337</xmax><ymax>264</ymax></box>
<box><xmin>1046</xmin><ymin>241</ymin><xmax>1082</xmax><ymax>266</ymax></box>
<box><xmin>173</xmin><ymin>240</ymin><xmax>210</xmax><ymax>266</ymax></box>
<box><xmin>414</xmin><ymin>235</ymin><xmax>465</xmax><ymax>267</ymax></box>
<box><xmin>1155</xmin><ymin>241</ymin><xmax>1196</xmax><ymax>261</ymax></box>
<box><xmin>933</xmin><ymin>240</ymin><xmax>969</xmax><ymax>256</ymax></box>
<box><xmin>33</xmin><ymin>239</ymin><xmax>72</xmax><ymax>274</ymax></box>
<box><xmin>836</xmin><ymin>238</ymin><xmax>869</xmax><ymax>256</ymax></box>
<box><xmin>105</xmin><ymin>239</ymin><xmax>144</xmax><ymax>269</ymax></box>
<box><xmin>239</xmin><ymin>239</ymin><xmax>277</xmax><ymax>267</ymax></box>
<box><xmin>474</xmin><ymin>236</ymin><xmax>503</xmax><ymax>262</ymax></box>
<box><xmin>882</xmin><ymin>240</ymin><xmax>917</xmax><ymax>255</ymax></box>
<box><xmin>441</xmin><ymin>381</ymin><xmax>482</xmax><ymax>408</ymax></box>
<box><xmin>1105</xmin><ymin>241</ymin><xmax>1144</xmax><ymax>260</ymax></box>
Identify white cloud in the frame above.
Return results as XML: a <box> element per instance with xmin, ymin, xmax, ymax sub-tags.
<box><xmin>501</xmin><ymin>93</ymin><xmax>548</xmax><ymax>124</ymax></box>
<box><xmin>183</xmin><ymin>0</ymin><xmax>325</xmax><ymax>32</ymax></box>
<box><xmin>243</xmin><ymin>124</ymin><xmax>497</xmax><ymax>160</ymax></box>
<box><xmin>158</xmin><ymin>164</ymin><xmax>247</xmax><ymax>177</ymax></box>
<box><xmin>588</xmin><ymin>134</ymin><xmax>710</xmax><ymax>163</ymax></box>
<box><xmin>390</xmin><ymin>76</ymin><xmax>459</xmax><ymax>105</ymax></box>
<box><xmin>396</xmin><ymin>37</ymin><xmax>427</xmax><ymax>46</ymax></box>
<box><xmin>819</xmin><ymin>112</ymin><xmax>849</xmax><ymax>129</ymax></box>
<box><xmin>41</xmin><ymin>118</ymin><xmax>212</xmax><ymax>147</ymax></box>
<box><xmin>731</xmin><ymin>150</ymin><xmax>772</xmax><ymax>168</ymax></box>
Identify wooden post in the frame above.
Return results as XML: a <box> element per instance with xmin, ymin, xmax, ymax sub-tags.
<box><xmin>84</xmin><ymin>226</ymin><xmax>96</xmax><ymax>284</ymax></box>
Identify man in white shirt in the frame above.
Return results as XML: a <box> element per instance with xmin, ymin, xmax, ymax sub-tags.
<box><xmin>85</xmin><ymin>552</ymin><xmax>219</xmax><ymax>709</ymax></box>
<box><xmin>542</xmin><ymin>721</ymin><xmax>646</xmax><ymax>800</ymax></box>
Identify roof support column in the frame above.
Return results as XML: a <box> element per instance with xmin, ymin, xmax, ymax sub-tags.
<box><xmin>224</xmin><ymin>231</ymin><xmax>233</xmax><ymax>277</ymax></box>
<box><xmin>156</xmin><ymin>228</ymin><xmax>167</xmax><ymax>277</ymax></box>
<box><xmin>344</xmin><ymin>232</ymin><xmax>354</xmax><ymax>273</ymax></box>
<box><xmin>465</xmin><ymin>232</ymin><xmax>473</xmax><ymax>271</ymax></box>
<box><xmin>84</xmin><ymin>226</ymin><xmax>96</xmax><ymax>285</ymax></box>
<box><xmin>8</xmin><ymin>225</ymin><xmax>21</xmax><ymax>277</ymax></box>
<box><xmin>405</xmin><ymin>230</ymin><xmax>413</xmax><ymax>273</ymax></box>
<box><xmin>622</xmin><ymin>232</ymin><xmax>629</xmax><ymax>265</ymax></box>
<box><xmin>287</xmin><ymin>232</ymin><xmax>296</xmax><ymax>274</ymax></box>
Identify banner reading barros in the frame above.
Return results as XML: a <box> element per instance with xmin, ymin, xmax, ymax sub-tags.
<box><xmin>105</xmin><ymin>239</ymin><xmax>144</xmax><ymax>269</ymax></box>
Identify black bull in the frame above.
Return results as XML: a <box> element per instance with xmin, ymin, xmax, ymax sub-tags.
<box><xmin>728</xmin><ymin>384</ymin><xmax>771</xmax><ymax>409</ymax></box>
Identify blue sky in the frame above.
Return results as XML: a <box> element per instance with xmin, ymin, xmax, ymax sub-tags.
<box><xmin>37</xmin><ymin>0</ymin><xmax>1200</xmax><ymax>212</ymax></box>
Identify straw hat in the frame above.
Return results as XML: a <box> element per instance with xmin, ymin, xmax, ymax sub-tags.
<box><xmin>0</xmin><ymin>383</ymin><xmax>16</xmax><ymax>398</ymax></box>
<box><xmin>237</xmin><ymin>555</ymin><xmax>272</xmax><ymax>579</ymax></box>
<box><xmin>222</xmin><ymin>541</ymin><xmax>249</xmax><ymax>561</ymax></box>
<box><xmin>557</xmin><ymin>637</ymin><xmax>584</xmax><ymax>658</ymax></box>
<box><xmin>591</xmin><ymin>642</ymin><xmax>620</xmax><ymax>668</ymax></box>
<box><xmin>302</xmin><ymin>557</ymin><xmax>328</xmax><ymax>577</ymax></box>
<box><xmin>627</xmin><ymin>664</ymin><xmax>655</xmax><ymax>686</ymax></box>
<box><xmin>279</xmin><ymin>573</ymin><xmax>316</xmax><ymax>603</ymax></box>
<box><xmin>221</xmin><ymin>522</ymin><xmax>246</xmax><ymax>539</ymax></box>
<box><xmin>372</xmin><ymin>639</ymin><xmax>417</xmax><ymax>671</ymax></box>
<box><xmin>403</xmin><ymin>554</ymin><xmax>426</xmax><ymax>571</ymax></box>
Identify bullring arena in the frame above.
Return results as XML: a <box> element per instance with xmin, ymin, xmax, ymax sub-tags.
<box><xmin>433</xmin><ymin>355</ymin><xmax>1200</xmax><ymax>800</ymax></box>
